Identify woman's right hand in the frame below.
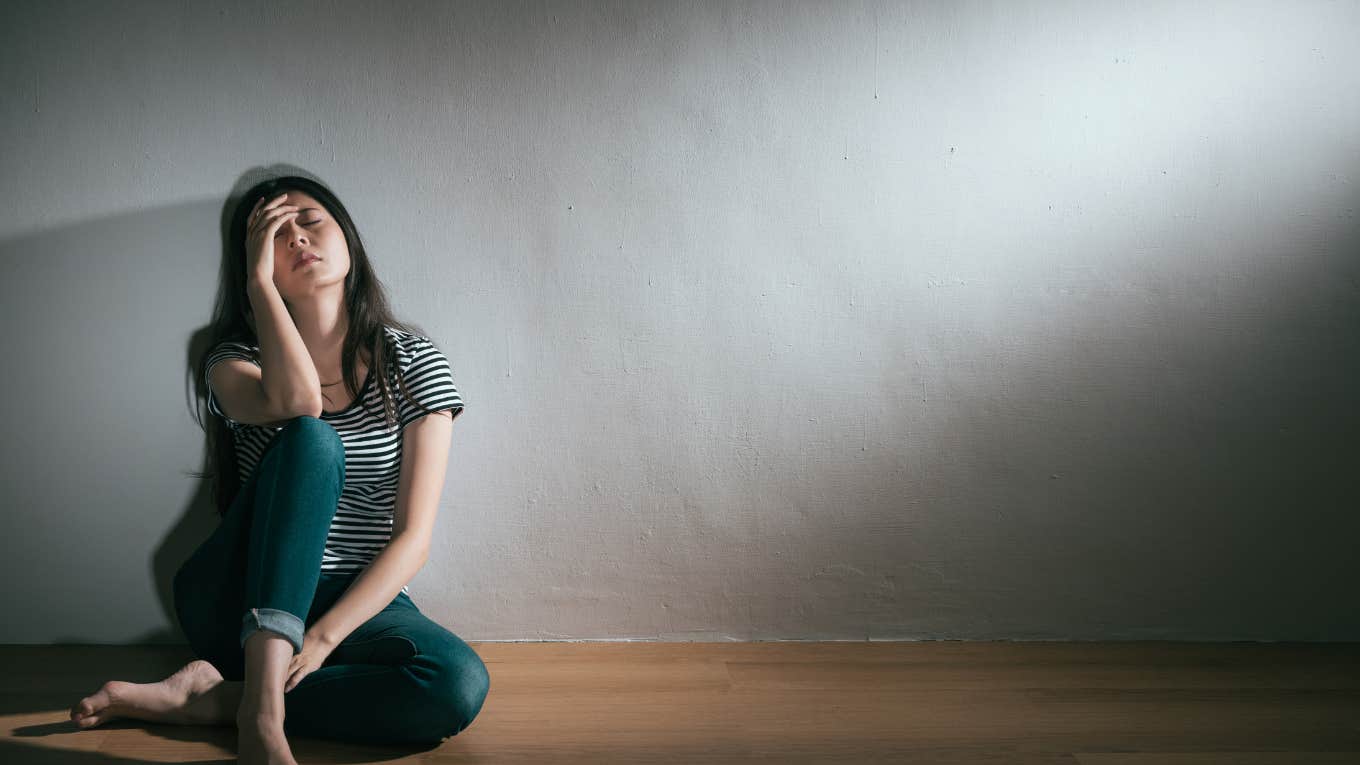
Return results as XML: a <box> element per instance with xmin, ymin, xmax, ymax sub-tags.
<box><xmin>245</xmin><ymin>192</ymin><xmax>300</xmax><ymax>285</ymax></box>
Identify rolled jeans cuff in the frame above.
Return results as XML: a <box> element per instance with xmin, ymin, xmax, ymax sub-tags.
<box><xmin>240</xmin><ymin>607</ymin><xmax>305</xmax><ymax>655</ymax></box>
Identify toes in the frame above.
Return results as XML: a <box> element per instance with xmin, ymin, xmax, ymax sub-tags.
<box><xmin>71</xmin><ymin>691</ymin><xmax>105</xmax><ymax>719</ymax></box>
<box><xmin>72</xmin><ymin>705</ymin><xmax>111</xmax><ymax>729</ymax></box>
<box><xmin>70</xmin><ymin>686</ymin><xmax>116</xmax><ymax>727</ymax></box>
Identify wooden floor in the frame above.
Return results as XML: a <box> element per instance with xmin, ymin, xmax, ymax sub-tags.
<box><xmin>1</xmin><ymin>641</ymin><xmax>1357</xmax><ymax>764</ymax></box>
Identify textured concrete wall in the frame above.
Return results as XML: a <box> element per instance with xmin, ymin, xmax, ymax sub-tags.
<box><xmin>1</xmin><ymin>0</ymin><xmax>1357</xmax><ymax>643</ymax></box>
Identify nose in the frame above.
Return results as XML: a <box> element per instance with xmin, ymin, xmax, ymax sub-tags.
<box><xmin>283</xmin><ymin>221</ymin><xmax>308</xmax><ymax>249</ymax></box>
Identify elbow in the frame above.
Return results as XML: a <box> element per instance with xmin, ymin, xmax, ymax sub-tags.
<box><xmin>263</xmin><ymin>386</ymin><xmax>323</xmax><ymax>420</ymax></box>
<box><xmin>290</xmin><ymin>394</ymin><xmax>324</xmax><ymax>419</ymax></box>
<box><xmin>393</xmin><ymin>533</ymin><xmax>431</xmax><ymax>568</ymax></box>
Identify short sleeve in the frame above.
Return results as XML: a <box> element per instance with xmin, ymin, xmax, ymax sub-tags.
<box><xmin>397</xmin><ymin>336</ymin><xmax>464</xmax><ymax>429</ymax></box>
<box><xmin>205</xmin><ymin>341</ymin><xmax>258</xmax><ymax>432</ymax></box>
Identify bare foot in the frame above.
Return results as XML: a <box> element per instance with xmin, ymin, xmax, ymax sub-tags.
<box><xmin>70</xmin><ymin>659</ymin><xmax>229</xmax><ymax>728</ymax></box>
<box><xmin>237</xmin><ymin>711</ymin><xmax>299</xmax><ymax>765</ymax></box>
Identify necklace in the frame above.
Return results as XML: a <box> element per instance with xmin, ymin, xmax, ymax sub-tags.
<box><xmin>319</xmin><ymin>360</ymin><xmax>368</xmax><ymax>403</ymax></box>
<box><xmin>320</xmin><ymin>379</ymin><xmax>345</xmax><ymax>408</ymax></box>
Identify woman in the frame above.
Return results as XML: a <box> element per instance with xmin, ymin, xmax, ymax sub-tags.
<box><xmin>69</xmin><ymin>175</ymin><xmax>490</xmax><ymax>762</ymax></box>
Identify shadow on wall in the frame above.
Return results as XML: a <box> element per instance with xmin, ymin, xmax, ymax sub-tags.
<box><xmin>0</xmin><ymin>199</ymin><xmax>219</xmax><ymax>647</ymax></box>
<box><xmin>0</xmin><ymin>166</ymin><xmax>342</xmax><ymax>649</ymax></box>
<box><xmin>0</xmin><ymin>179</ymin><xmax>1358</xmax><ymax>645</ymax></box>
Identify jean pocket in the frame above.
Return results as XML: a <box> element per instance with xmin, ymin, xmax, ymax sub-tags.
<box><xmin>329</xmin><ymin>633</ymin><xmax>418</xmax><ymax>666</ymax></box>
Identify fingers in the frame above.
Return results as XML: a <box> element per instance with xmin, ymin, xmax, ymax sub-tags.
<box><xmin>248</xmin><ymin>200</ymin><xmax>299</xmax><ymax>237</ymax></box>
<box><xmin>263</xmin><ymin>209</ymin><xmax>299</xmax><ymax>236</ymax></box>
<box><xmin>251</xmin><ymin>194</ymin><xmax>294</xmax><ymax>223</ymax></box>
<box><xmin>248</xmin><ymin>192</ymin><xmax>292</xmax><ymax>224</ymax></box>
<box><xmin>253</xmin><ymin>191</ymin><xmax>286</xmax><ymax>210</ymax></box>
<box><xmin>285</xmin><ymin>666</ymin><xmax>305</xmax><ymax>692</ymax></box>
<box><xmin>249</xmin><ymin>192</ymin><xmax>286</xmax><ymax>220</ymax></box>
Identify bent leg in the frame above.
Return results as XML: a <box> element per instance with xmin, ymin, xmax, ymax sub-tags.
<box><xmin>173</xmin><ymin>416</ymin><xmax>345</xmax><ymax>680</ymax></box>
<box><xmin>282</xmin><ymin>591</ymin><xmax>491</xmax><ymax>745</ymax></box>
<box><xmin>239</xmin><ymin>416</ymin><xmax>345</xmax><ymax>654</ymax></box>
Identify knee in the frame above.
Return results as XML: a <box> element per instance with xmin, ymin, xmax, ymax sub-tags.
<box><xmin>282</xmin><ymin>415</ymin><xmax>344</xmax><ymax>452</ymax></box>
<box><xmin>425</xmin><ymin>651</ymin><xmax>491</xmax><ymax>740</ymax></box>
<box><xmin>277</xmin><ymin>416</ymin><xmax>345</xmax><ymax>472</ymax></box>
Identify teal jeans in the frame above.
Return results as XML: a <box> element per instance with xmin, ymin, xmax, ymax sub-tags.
<box><xmin>172</xmin><ymin>416</ymin><xmax>490</xmax><ymax>745</ymax></box>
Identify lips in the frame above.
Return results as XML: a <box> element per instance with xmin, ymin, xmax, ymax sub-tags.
<box><xmin>293</xmin><ymin>252</ymin><xmax>321</xmax><ymax>270</ymax></box>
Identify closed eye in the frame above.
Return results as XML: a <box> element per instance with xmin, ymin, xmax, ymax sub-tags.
<box><xmin>275</xmin><ymin>221</ymin><xmax>320</xmax><ymax>237</ymax></box>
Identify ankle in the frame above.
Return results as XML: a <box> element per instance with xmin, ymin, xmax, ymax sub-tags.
<box><xmin>237</xmin><ymin>697</ymin><xmax>285</xmax><ymax>728</ymax></box>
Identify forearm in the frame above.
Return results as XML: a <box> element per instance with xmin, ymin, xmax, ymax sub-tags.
<box><xmin>247</xmin><ymin>277</ymin><xmax>322</xmax><ymax>415</ymax></box>
<box><xmin>307</xmin><ymin>534</ymin><xmax>429</xmax><ymax>647</ymax></box>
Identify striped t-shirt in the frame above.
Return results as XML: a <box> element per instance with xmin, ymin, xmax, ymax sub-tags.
<box><xmin>204</xmin><ymin>325</ymin><xmax>464</xmax><ymax>595</ymax></box>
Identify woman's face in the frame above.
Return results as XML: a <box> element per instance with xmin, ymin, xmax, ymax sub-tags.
<box><xmin>269</xmin><ymin>190</ymin><xmax>351</xmax><ymax>299</ymax></box>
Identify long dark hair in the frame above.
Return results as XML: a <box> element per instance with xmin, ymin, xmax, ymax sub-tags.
<box><xmin>191</xmin><ymin>174</ymin><xmax>443</xmax><ymax>517</ymax></box>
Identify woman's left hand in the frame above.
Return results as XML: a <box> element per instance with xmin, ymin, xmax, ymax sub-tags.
<box><xmin>285</xmin><ymin>632</ymin><xmax>338</xmax><ymax>693</ymax></box>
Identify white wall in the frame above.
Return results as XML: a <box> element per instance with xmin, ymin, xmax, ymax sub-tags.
<box><xmin>1</xmin><ymin>0</ymin><xmax>1356</xmax><ymax>643</ymax></box>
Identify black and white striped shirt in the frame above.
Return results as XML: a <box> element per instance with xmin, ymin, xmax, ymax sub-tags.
<box><xmin>205</xmin><ymin>325</ymin><xmax>463</xmax><ymax>595</ymax></box>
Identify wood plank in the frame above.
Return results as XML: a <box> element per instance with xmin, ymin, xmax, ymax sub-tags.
<box><xmin>0</xmin><ymin>643</ymin><xmax>1354</xmax><ymax>764</ymax></box>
